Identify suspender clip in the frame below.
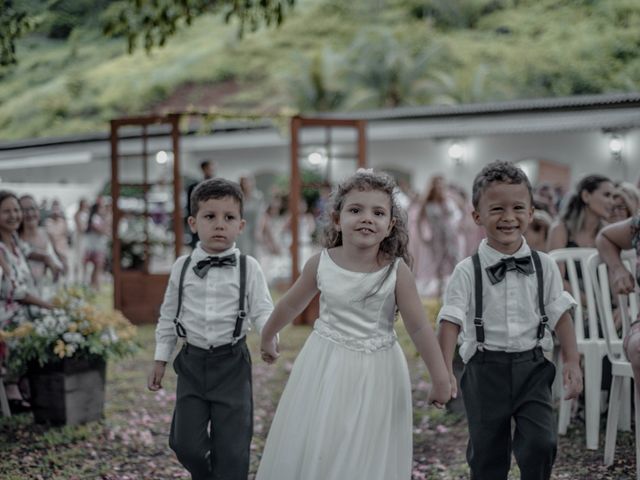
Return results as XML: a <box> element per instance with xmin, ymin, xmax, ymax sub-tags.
<box><xmin>537</xmin><ymin>315</ymin><xmax>549</xmax><ymax>340</ymax></box>
<box><xmin>474</xmin><ymin>317</ymin><xmax>485</xmax><ymax>344</ymax></box>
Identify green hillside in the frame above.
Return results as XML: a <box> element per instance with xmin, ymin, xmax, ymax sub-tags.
<box><xmin>1</xmin><ymin>0</ymin><xmax>640</xmax><ymax>140</ymax></box>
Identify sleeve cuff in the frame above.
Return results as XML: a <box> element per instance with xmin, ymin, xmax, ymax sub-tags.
<box><xmin>546</xmin><ymin>291</ymin><xmax>577</xmax><ymax>330</ymax></box>
<box><xmin>154</xmin><ymin>343</ymin><xmax>176</xmax><ymax>362</ymax></box>
<box><xmin>438</xmin><ymin>305</ymin><xmax>465</xmax><ymax>327</ymax></box>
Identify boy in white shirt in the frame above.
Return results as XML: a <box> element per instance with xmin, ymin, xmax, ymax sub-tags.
<box><xmin>148</xmin><ymin>178</ymin><xmax>274</xmax><ymax>480</ymax></box>
<box><xmin>437</xmin><ymin>161</ymin><xmax>583</xmax><ymax>480</ymax></box>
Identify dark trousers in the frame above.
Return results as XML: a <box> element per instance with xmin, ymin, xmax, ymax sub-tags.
<box><xmin>461</xmin><ymin>347</ymin><xmax>557</xmax><ymax>480</ymax></box>
<box><xmin>169</xmin><ymin>339</ymin><xmax>253</xmax><ymax>480</ymax></box>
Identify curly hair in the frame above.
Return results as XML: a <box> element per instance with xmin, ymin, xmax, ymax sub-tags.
<box><xmin>322</xmin><ymin>169</ymin><xmax>411</xmax><ymax>267</ymax></box>
<box><xmin>471</xmin><ymin>160</ymin><xmax>533</xmax><ymax>209</ymax></box>
<box><xmin>190</xmin><ymin>178</ymin><xmax>244</xmax><ymax>217</ymax></box>
<box><xmin>560</xmin><ymin>174</ymin><xmax>611</xmax><ymax>238</ymax></box>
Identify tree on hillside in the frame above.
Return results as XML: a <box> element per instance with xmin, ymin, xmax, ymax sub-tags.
<box><xmin>0</xmin><ymin>0</ymin><xmax>294</xmax><ymax>66</ymax></box>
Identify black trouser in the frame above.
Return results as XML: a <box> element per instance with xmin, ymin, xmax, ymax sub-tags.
<box><xmin>169</xmin><ymin>339</ymin><xmax>253</xmax><ymax>480</ymax></box>
<box><xmin>461</xmin><ymin>347</ymin><xmax>557</xmax><ymax>480</ymax></box>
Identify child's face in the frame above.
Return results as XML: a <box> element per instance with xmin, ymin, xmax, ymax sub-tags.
<box><xmin>336</xmin><ymin>189</ymin><xmax>395</xmax><ymax>251</ymax></box>
<box><xmin>472</xmin><ymin>182</ymin><xmax>533</xmax><ymax>255</ymax></box>
<box><xmin>188</xmin><ymin>196</ymin><xmax>245</xmax><ymax>255</ymax></box>
<box><xmin>0</xmin><ymin>197</ymin><xmax>22</xmax><ymax>234</ymax></box>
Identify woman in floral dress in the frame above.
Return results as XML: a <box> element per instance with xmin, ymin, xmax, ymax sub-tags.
<box><xmin>0</xmin><ymin>190</ymin><xmax>56</xmax><ymax>411</ymax></box>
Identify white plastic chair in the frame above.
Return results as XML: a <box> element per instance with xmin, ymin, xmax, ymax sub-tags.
<box><xmin>588</xmin><ymin>251</ymin><xmax>639</xmax><ymax>479</ymax></box>
<box><xmin>0</xmin><ymin>265</ymin><xmax>10</xmax><ymax>417</ymax></box>
<box><xmin>549</xmin><ymin>248</ymin><xmax>615</xmax><ymax>450</ymax></box>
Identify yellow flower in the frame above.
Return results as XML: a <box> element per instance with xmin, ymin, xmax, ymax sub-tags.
<box><xmin>53</xmin><ymin>340</ymin><xmax>66</xmax><ymax>358</ymax></box>
<box><xmin>13</xmin><ymin>323</ymin><xmax>34</xmax><ymax>338</ymax></box>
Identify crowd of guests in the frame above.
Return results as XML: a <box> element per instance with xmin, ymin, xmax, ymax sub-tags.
<box><xmin>0</xmin><ymin>191</ymin><xmax>110</xmax><ymax>410</ymax></box>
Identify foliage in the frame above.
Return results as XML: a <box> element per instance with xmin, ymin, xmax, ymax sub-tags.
<box><xmin>342</xmin><ymin>29</ymin><xmax>445</xmax><ymax>109</ymax></box>
<box><xmin>285</xmin><ymin>48</ymin><xmax>346</xmax><ymax>112</ymax></box>
<box><xmin>0</xmin><ymin>286</ymin><xmax>138</xmax><ymax>375</ymax></box>
<box><xmin>409</xmin><ymin>0</ymin><xmax>511</xmax><ymax>28</ymax></box>
<box><xmin>1</xmin><ymin>0</ymin><xmax>294</xmax><ymax>69</ymax></box>
<box><xmin>1</xmin><ymin>0</ymin><xmax>640</xmax><ymax>139</ymax></box>
<box><xmin>0</xmin><ymin>0</ymin><xmax>38</xmax><ymax>66</ymax></box>
<box><xmin>102</xmin><ymin>0</ymin><xmax>296</xmax><ymax>54</ymax></box>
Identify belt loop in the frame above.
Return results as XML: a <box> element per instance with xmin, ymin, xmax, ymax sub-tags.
<box><xmin>184</xmin><ymin>343</ymin><xmax>189</xmax><ymax>354</ymax></box>
<box><xmin>532</xmin><ymin>347</ymin><xmax>540</xmax><ymax>361</ymax></box>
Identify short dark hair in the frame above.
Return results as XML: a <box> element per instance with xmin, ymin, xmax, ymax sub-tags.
<box><xmin>200</xmin><ymin>160</ymin><xmax>213</xmax><ymax>171</ymax></box>
<box><xmin>190</xmin><ymin>178</ymin><xmax>244</xmax><ymax>217</ymax></box>
<box><xmin>471</xmin><ymin>160</ymin><xmax>533</xmax><ymax>209</ymax></box>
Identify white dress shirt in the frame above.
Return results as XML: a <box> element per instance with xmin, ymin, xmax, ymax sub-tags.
<box><xmin>154</xmin><ymin>244</ymin><xmax>274</xmax><ymax>362</ymax></box>
<box><xmin>438</xmin><ymin>238</ymin><xmax>576</xmax><ymax>363</ymax></box>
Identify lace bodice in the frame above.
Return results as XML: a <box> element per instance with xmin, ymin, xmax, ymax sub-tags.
<box><xmin>313</xmin><ymin>249</ymin><xmax>399</xmax><ymax>353</ymax></box>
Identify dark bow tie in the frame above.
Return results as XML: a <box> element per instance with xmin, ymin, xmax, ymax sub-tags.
<box><xmin>193</xmin><ymin>254</ymin><xmax>237</xmax><ymax>278</ymax></box>
<box><xmin>485</xmin><ymin>255</ymin><xmax>534</xmax><ymax>285</ymax></box>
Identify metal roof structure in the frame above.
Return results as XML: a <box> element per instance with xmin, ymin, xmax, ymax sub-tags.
<box><xmin>1</xmin><ymin>92</ymin><xmax>639</xmax><ymax>155</ymax></box>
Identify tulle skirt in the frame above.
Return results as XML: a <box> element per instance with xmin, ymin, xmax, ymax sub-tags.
<box><xmin>256</xmin><ymin>331</ymin><xmax>413</xmax><ymax>480</ymax></box>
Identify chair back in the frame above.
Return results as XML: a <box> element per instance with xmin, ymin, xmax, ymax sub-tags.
<box><xmin>587</xmin><ymin>250</ymin><xmax>639</xmax><ymax>364</ymax></box>
<box><xmin>549</xmin><ymin>248</ymin><xmax>598</xmax><ymax>342</ymax></box>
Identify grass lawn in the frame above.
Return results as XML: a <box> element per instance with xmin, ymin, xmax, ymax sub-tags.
<box><xmin>0</xmin><ymin>316</ymin><xmax>637</xmax><ymax>479</ymax></box>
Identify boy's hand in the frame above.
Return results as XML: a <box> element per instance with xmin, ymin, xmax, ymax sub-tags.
<box><xmin>428</xmin><ymin>379</ymin><xmax>452</xmax><ymax>409</ymax></box>
<box><xmin>260</xmin><ymin>335</ymin><xmax>279</xmax><ymax>364</ymax></box>
<box><xmin>562</xmin><ymin>360</ymin><xmax>583</xmax><ymax>400</ymax></box>
<box><xmin>448</xmin><ymin>370</ymin><xmax>458</xmax><ymax>400</ymax></box>
<box><xmin>147</xmin><ymin>361</ymin><xmax>167</xmax><ymax>391</ymax></box>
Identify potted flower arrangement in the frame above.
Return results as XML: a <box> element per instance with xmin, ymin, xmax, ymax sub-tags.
<box><xmin>0</xmin><ymin>287</ymin><xmax>139</xmax><ymax>425</ymax></box>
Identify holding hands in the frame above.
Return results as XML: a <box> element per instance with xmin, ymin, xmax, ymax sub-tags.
<box><xmin>260</xmin><ymin>334</ymin><xmax>279</xmax><ymax>364</ymax></box>
<box><xmin>428</xmin><ymin>378</ymin><xmax>452</xmax><ymax>409</ymax></box>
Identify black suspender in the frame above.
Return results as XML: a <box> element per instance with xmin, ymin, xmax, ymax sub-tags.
<box><xmin>173</xmin><ymin>253</ymin><xmax>247</xmax><ymax>344</ymax></box>
<box><xmin>471</xmin><ymin>250</ymin><xmax>547</xmax><ymax>350</ymax></box>
<box><xmin>531</xmin><ymin>250</ymin><xmax>549</xmax><ymax>342</ymax></box>
<box><xmin>232</xmin><ymin>254</ymin><xmax>247</xmax><ymax>345</ymax></box>
<box><xmin>471</xmin><ymin>253</ymin><xmax>485</xmax><ymax>347</ymax></box>
<box><xmin>174</xmin><ymin>255</ymin><xmax>192</xmax><ymax>338</ymax></box>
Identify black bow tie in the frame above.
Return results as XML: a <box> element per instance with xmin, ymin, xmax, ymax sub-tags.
<box><xmin>193</xmin><ymin>254</ymin><xmax>237</xmax><ymax>278</ymax></box>
<box><xmin>485</xmin><ymin>255</ymin><xmax>534</xmax><ymax>285</ymax></box>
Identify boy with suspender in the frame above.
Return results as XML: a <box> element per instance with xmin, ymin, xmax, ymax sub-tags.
<box><xmin>148</xmin><ymin>178</ymin><xmax>274</xmax><ymax>480</ymax></box>
<box><xmin>437</xmin><ymin>161</ymin><xmax>583</xmax><ymax>480</ymax></box>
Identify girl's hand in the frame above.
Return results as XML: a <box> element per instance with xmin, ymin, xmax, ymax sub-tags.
<box><xmin>428</xmin><ymin>379</ymin><xmax>452</xmax><ymax>409</ymax></box>
<box><xmin>260</xmin><ymin>335</ymin><xmax>279</xmax><ymax>364</ymax></box>
<box><xmin>562</xmin><ymin>360</ymin><xmax>583</xmax><ymax>400</ymax></box>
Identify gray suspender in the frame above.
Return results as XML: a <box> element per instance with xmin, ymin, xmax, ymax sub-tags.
<box><xmin>471</xmin><ymin>250</ymin><xmax>547</xmax><ymax>351</ymax></box>
<box><xmin>173</xmin><ymin>254</ymin><xmax>247</xmax><ymax>345</ymax></box>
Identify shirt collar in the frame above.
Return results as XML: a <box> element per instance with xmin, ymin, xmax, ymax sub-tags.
<box><xmin>191</xmin><ymin>243</ymin><xmax>239</xmax><ymax>262</ymax></box>
<box><xmin>478</xmin><ymin>237</ymin><xmax>531</xmax><ymax>265</ymax></box>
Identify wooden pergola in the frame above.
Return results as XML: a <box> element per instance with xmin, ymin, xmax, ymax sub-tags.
<box><xmin>110</xmin><ymin>112</ymin><xmax>367</xmax><ymax>324</ymax></box>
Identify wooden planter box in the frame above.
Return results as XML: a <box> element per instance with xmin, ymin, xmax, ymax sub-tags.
<box><xmin>27</xmin><ymin>357</ymin><xmax>106</xmax><ymax>426</ymax></box>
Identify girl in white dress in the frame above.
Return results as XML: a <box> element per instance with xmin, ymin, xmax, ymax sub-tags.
<box><xmin>258</xmin><ymin>169</ymin><xmax>451</xmax><ymax>480</ymax></box>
